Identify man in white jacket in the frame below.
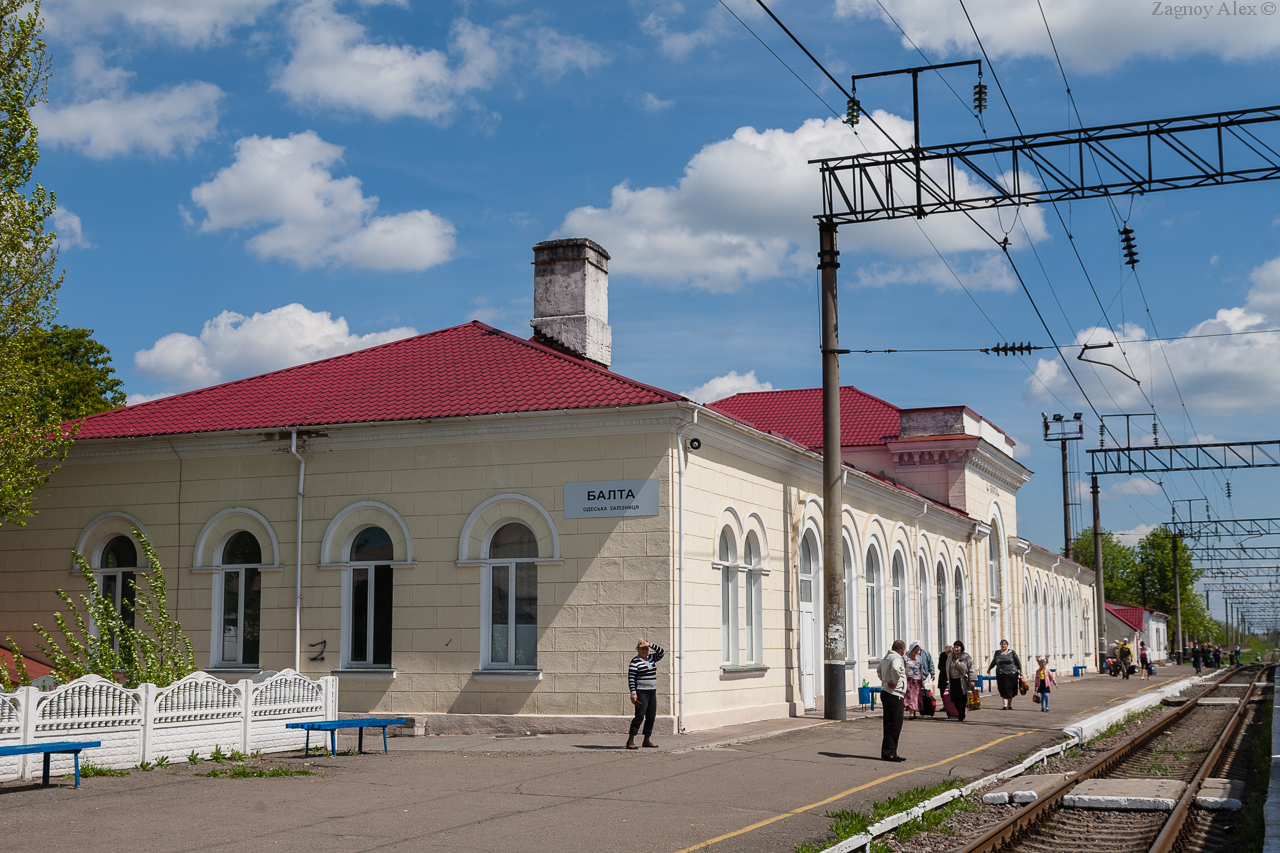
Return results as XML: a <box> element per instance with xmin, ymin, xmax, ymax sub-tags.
<box><xmin>877</xmin><ymin>639</ymin><xmax>907</xmax><ymax>762</ymax></box>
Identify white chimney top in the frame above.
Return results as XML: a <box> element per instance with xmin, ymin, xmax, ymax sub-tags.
<box><xmin>530</xmin><ymin>238</ymin><xmax>612</xmax><ymax>368</ymax></box>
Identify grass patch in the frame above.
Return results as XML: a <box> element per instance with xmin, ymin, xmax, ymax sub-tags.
<box><xmin>196</xmin><ymin>763</ymin><xmax>316</xmax><ymax>779</ymax></box>
<box><xmin>796</xmin><ymin>778</ymin><xmax>967</xmax><ymax>853</ymax></box>
<box><xmin>78</xmin><ymin>762</ymin><xmax>129</xmax><ymax>778</ymax></box>
<box><xmin>1088</xmin><ymin>706</ymin><xmax>1158</xmax><ymax>745</ymax></box>
<box><xmin>187</xmin><ymin>750</ymin><xmax>201</xmax><ymax>765</ymax></box>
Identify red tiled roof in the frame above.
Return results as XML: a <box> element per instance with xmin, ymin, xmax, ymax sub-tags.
<box><xmin>1</xmin><ymin>646</ymin><xmax>52</xmax><ymax>681</ymax></box>
<box><xmin>1106</xmin><ymin>602</ymin><xmax>1145</xmax><ymax>632</ymax></box>
<box><xmin>75</xmin><ymin>322</ymin><xmax>683</xmax><ymax>439</ymax></box>
<box><xmin>707</xmin><ymin>386</ymin><xmax>901</xmax><ymax>450</ymax></box>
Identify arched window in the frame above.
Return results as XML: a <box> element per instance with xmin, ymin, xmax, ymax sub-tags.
<box><xmin>718</xmin><ymin>526</ymin><xmax>739</xmax><ymax>664</ymax></box>
<box><xmin>988</xmin><ymin>531</ymin><xmax>1002</xmax><ymax>602</ymax></box>
<box><xmin>216</xmin><ymin>531</ymin><xmax>263</xmax><ymax>667</ymax></box>
<box><xmin>865</xmin><ymin>546</ymin><xmax>881</xmax><ymax>655</ymax></box>
<box><xmin>917</xmin><ymin>557</ymin><xmax>930</xmax><ymax>651</ymax></box>
<box><xmin>348</xmin><ymin>526</ymin><xmax>395</xmax><ymax>667</ymax></box>
<box><xmin>843</xmin><ymin>534</ymin><xmax>857</xmax><ymax>663</ymax></box>
<box><xmin>743</xmin><ymin>531</ymin><xmax>762</xmax><ymax>664</ymax></box>
<box><xmin>953</xmin><ymin>565</ymin><xmax>966</xmax><ymax>645</ymax></box>
<box><xmin>1032</xmin><ymin>584</ymin><xmax>1041</xmax><ymax>655</ymax></box>
<box><xmin>485</xmin><ymin>522</ymin><xmax>537</xmax><ymax>669</ymax></box>
<box><xmin>891</xmin><ymin>552</ymin><xmax>906</xmax><ymax>642</ymax></box>
<box><xmin>99</xmin><ymin>535</ymin><xmax>138</xmax><ymax>631</ymax></box>
<box><xmin>936</xmin><ymin>562</ymin><xmax>948</xmax><ymax>650</ymax></box>
<box><xmin>1024</xmin><ymin>584</ymin><xmax>1032</xmax><ymax>659</ymax></box>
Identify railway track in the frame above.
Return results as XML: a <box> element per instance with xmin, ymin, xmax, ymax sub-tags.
<box><xmin>958</xmin><ymin>663</ymin><xmax>1274</xmax><ymax>853</ymax></box>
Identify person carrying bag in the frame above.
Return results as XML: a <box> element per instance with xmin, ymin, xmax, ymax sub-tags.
<box><xmin>945</xmin><ymin>640</ymin><xmax>976</xmax><ymax>722</ymax></box>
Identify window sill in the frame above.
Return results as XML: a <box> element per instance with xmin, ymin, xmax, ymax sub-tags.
<box><xmin>331</xmin><ymin>668</ymin><xmax>397</xmax><ymax>679</ymax></box>
<box><xmin>205</xmin><ymin>667</ymin><xmax>262</xmax><ymax>679</ymax></box>
<box><xmin>720</xmin><ymin>664</ymin><xmax>768</xmax><ymax>680</ymax></box>
<box><xmin>472</xmin><ymin>669</ymin><xmax>543</xmax><ymax>683</ymax></box>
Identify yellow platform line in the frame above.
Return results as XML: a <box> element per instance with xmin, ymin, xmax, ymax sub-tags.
<box><xmin>672</xmin><ymin>730</ymin><xmax>1034</xmax><ymax>853</ymax></box>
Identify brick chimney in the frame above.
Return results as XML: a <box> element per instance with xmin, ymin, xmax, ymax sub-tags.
<box><xmin>530</xmin><ymin>238</ymin><xmax>612</xmax><ymax>368</ymax></box>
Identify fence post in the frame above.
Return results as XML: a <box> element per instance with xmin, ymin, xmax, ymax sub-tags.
<box><xmin>240</xmin><ymin>679</ymin><xmax>253</xmax><ymax>754</ymax></box>
<box><xmin>18</xmin><ymin>685</ymin><xmax>37</xmax><ymax>781</ymax></box>
<box><xmin>324</xmin><ymin>676</ymin><xmax>338</xmax><ymax>719</ymax></box>
<box><xmin>138</xmin><ymin>683</ymin><xmax>156</xmax><ymax>764</ymax></box>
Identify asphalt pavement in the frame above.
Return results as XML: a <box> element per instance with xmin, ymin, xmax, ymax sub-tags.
<box><xmin>0</xmin><ymin>665</ymin><xmax>1199</xmax><ymax>853</ymax></box>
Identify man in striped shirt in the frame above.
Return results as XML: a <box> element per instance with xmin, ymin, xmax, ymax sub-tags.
<box><xmin>626</xmin><ymin>639</ymin><xmax>664</xmax><ymax>749</ymax></box>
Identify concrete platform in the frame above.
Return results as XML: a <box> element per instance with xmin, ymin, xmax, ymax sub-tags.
<box><xmin>981</xmin><ymin>773</ymin><xmax>1074</xmax><ymax>805</ymax></box>
<box><xmin>1196</xmin><ymin>778</ymin><xmax>1245</xmax><ymax>810</ymax></box>
<box><xmin>1064</xmin><ymin>778</ymin><xmax>1187</xmax><ymax>810</ymax></box>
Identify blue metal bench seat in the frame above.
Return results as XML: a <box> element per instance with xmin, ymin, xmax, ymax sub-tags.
<box><xmin>0</xmin><ymin>740</ymin><xmax>102</xmax><ymax>787</ymax></box>
<box><xmin>285</xmin><ymin>718</ymin><xmax>406</xmax><ymax>756</ymax></box>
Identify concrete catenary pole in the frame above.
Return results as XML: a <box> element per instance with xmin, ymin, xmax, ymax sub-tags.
<box><xmin>1092</xmin><ymin>476</ymin><xmax>1107</xmax><ymax>672</ymax></box>
<box><xmin>1172</xmin><ymin>531</ymin><xmax>1184</xmax><ymax>663</ymax></box>
<box><xmin>819</xmin><ymin>221</ymin><xmax>847</xmax><ymax>721</ymax></box>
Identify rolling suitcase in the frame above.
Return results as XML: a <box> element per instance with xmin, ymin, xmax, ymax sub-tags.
<box><xmin>942</xmin><ymin>688</ymin><xmax>959</xmax><ymax>718</ymax></box>
<box><xmin>920</xmin><ymin>689</ymin><xmax>937</xmax><ymax>717</ymax></box>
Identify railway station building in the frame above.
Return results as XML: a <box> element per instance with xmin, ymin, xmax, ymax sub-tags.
<box><xmin>0</xmin><ymin>238</ymin><xmax>1097</xmax><ymax>733</ymax></box>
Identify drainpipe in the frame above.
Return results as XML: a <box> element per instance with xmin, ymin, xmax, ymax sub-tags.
<box><xmin>676</xmin><ymin>410</ymin><xmax>696</xmax><ymax>733</ymax></box>
<box><xmin>290</xmin><ymin>430</ymin><xmax>306</xmax><ymax>673</ymax></box>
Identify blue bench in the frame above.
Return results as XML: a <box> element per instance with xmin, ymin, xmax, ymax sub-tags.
<box><xmin>857</xmin><ymin>685</ymin><xmax>882</xmax><ymax>710</ymax></box>
<box><xmin>286</xmin><ymin>718</ymin><xmax>406</xmax><ymax>756</ymax></box>
<box><xmin>977</xmin><ymin>675</ymin><xmax>996</xmax><ymax>693</ymax></box>
<box><xmin>0</xmin><ymin>741</ymin><xmax>102</xmax><ymax>787</ymax></box>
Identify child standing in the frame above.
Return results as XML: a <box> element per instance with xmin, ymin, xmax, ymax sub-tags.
<box><xmin>1033</xmin><ymin>656</ymin><xmax>1058</xmax><ymax>712</ymax></box>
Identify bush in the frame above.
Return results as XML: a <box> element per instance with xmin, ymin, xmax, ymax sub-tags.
<box><xmin>5</xmin><ymin>528</ymin><xmax>194</xmax><ymax>688</ymax></box>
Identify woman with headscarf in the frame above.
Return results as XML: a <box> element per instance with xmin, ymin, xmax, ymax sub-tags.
<box><xmin>904</xmin><ymin>642</ymin><xmax>924</xmax><ymax>719</ymax></box>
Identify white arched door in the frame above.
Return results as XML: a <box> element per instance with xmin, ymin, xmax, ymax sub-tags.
<box><xmin>799</xmin><ymin>530</ymin><xmax>820</xmax><ymax>710</ymax></box>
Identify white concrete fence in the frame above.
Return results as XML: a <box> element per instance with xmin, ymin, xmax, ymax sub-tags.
<box><xmin>0</xmin><ymin>669</ymin><xmax>338</xmax><ymax>783</ymax></box>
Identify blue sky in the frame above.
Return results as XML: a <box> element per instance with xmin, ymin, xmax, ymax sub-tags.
<box><xmin>34</xmin><ymin>0</ymin><xmax>1280</xmax><ymax>611</ymax></box>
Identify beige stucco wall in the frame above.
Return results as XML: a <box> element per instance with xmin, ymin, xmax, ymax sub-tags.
<box><xmin>0</xmin><ymin>404</ymin><xmax>1095</xmax><ymax>730</ymax></box>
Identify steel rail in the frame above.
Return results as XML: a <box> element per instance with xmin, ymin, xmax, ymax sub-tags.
<box><xmin>955</xmin><ymin>667</ymin><xmax>1251</xmax><ymax>853</ymax></box>
<box><xmin>1147</xmin><ymin>668</ymin><xmax>1268</xmax><ymax>853</ymax></box>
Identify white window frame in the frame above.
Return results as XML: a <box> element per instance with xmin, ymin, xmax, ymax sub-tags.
<box><xmin>717</xmin><ymin>526</ymin><xmax>766</xmax><ymax>666</ymax></box>
<box><xmin>865</xmin><ymin>544</ymin><xmax>883</xmax><ymax>657</ymax></box>
<box><xmin>988</xmin><ymin>531</ymin><xmax>1003</xmax><ymax>602</ymax></box>
<box><xmin>891</xmin><ymin>550</ymin><xmax>907</xmax><ymax>643</ymax></box>
<box><xmin>93</xmin><ymin>534</ymin><xmax>142</xmax><ymax>649</ymax></box>
<box><xmin>212</xmin><ymin>532</ymin><xmax>264</xmax><ymax>669</ymax></box>
<box><xmin>340</xmin><ymin>526</ymin><xmax>395</xmax><ymax>670</ymax></box>
<box><xmin>842</xmin><ymin>531</ymin><xmax>858</xmax><ymax>665</ymax></box>
<box><xmin>953</xmin><ymin>564</ymin><xmax>967</xmax><ymax>647</ymax></box>
<box><xmin>917</xmin><ymin>556</ymin><xmax>930</xmax><ymax>652</ymax></box>
<box><xmin>936</xmin><ymin>561</ymin><xmax>948</xmax><ymax>648</ymax></box>
<box><xmin>480</xmin><ymin>523</ymin><xmax>538</xmax><ymax>671</ymax></box>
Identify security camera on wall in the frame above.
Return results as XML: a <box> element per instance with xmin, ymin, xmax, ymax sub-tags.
<box><xmin>686</xmin><ymin>437</ymin><xmax>702</xmax><ymax>451</ymax></box>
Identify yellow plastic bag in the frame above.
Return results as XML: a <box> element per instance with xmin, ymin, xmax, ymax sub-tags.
<box><xmin>967</xmin><ymin>688</ymin><xmax>982</xmax><ymax>710</ymax></box>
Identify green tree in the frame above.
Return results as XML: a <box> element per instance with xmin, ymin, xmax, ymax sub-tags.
<box><xmin>19</xmin><ymin>325</ymin><xmax>125</xmax><ymax>421</ymax></box>
<box><xmin>1070</xmin><ymin>526</ymin><xmax>1142</xmax><ymax>603</ymax></box>
<box><xmin>0</xmin><ymin>0</ymin><xmax>66</xmax><ymax>527</ymax></box>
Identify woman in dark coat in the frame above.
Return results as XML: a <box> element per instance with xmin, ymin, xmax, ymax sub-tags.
<box><xmin>946</xmin><ymin>640</ymin><xmax>976</xmax><ymax>722</ymax></box>
<box><xmin>986</xmin><ymin>639</ymin><xmax>1023</xmax><ymax>710</ymax></box>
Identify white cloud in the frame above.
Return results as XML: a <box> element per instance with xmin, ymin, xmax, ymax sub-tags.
<box><xmin>190</xmin><ymin>130</ymin><xmax>457</xmax><ymax>271</ymax></box>
<box><xmin>1028</xmin><ymin>253</ymin><xmax>1280</xmax><ymax>416</ymax></box>
<box><xmin>640</xmin><ymin>0</ymin><xmax>759</xmax><ymax>59</ymax></box>
<box><xmin>1115</xmin><ymin>523</ymin><xmax>1160</xmax><ymax>547</ymax></box>
<box><xmin>35</xmin><ymin>51</ymin><xmax>222</xmax><ymax>159</ymax></box>
<box><xmin>528</xmin><ymin>25</ymin><xmax>608</xmax><ymax>78</ymax></box>
<box><xmin>640</xmin><ymin>93</ymin><xmax>674</xmax><ymax>113</ymax></box>
<box><xmin>556</xmin><ymin>114</ymin><xmax>1046</xmax><ymax>291</ymax></box>
<box><xmin>683</xmin><ymin>369</ymin><xmax>773</xmax><ymax>402</ymax></box>
<box><xmin>133</xmin><ymin>303</ymin><xmax>418</xmax><ymax>392</ymax></box>
<box><xmin>275</xmin><ymin>3</ymin><xmax>606</xmax><ymax>122</ymax></box>
<box><xmin>125</xmin><ymin>390</ymin><xmax>174</xmax><ymax>406</ymax></box>
<box><xmin>45</xmin><ymin>0</ymin><xmax>279</xmax><ymax>46</ymax></box>
<box><xmin>836</xmin><ymin>0</ymin><xmax>1280</xmax><ymax>72</ymax></box>
<box><xmin>52</xmin><ymin>208</ymin><xmax>92</xmax><ymax>249</ymax></box>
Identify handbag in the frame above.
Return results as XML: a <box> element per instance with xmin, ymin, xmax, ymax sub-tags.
<box><xmin>1018</xmin><ymin>676</ymin><xmax>1028</xmax><ymax>696</ymax></box>
<box><xmin>967</xmin><ymin>688</ymin><xmax>982</xmax><ymax>710</ymax></box>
